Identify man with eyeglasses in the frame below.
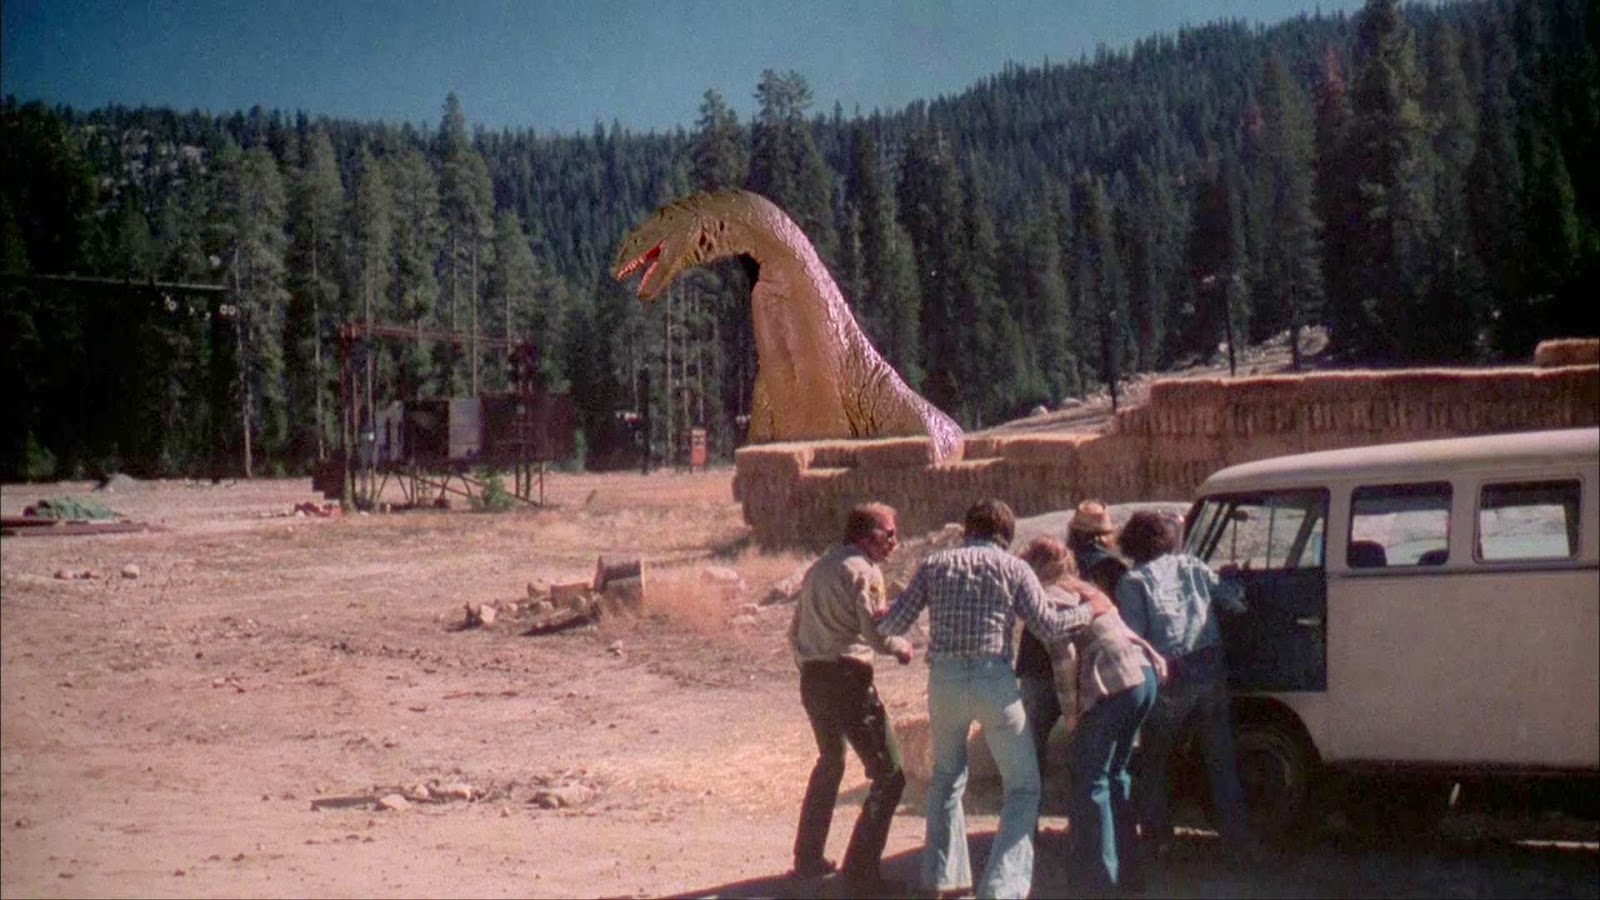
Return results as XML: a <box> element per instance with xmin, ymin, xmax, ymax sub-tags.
<box><xmin>788</xmin><ymin>501</ymin><xmax>915</xmax><ymax>896</ymax></box>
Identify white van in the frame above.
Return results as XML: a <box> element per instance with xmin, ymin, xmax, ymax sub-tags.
<box><xmin>1180</xmin><ymin>427</ymin><xmax>1600</xmax><ymax>828</ymax></box>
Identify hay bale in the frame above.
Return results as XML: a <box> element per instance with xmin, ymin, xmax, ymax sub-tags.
<box><xmin>733</xmin><ymin>444</ymin><xmax>814</xmax><ymax>481</ymax></box>
<box><xmin>962</xmin><ymin>437</ymin><xmax>1005</xmax><ymax>460</ymax></box>
<box><xmin>892</xmin><ymin>712</ymin><xmax>1000</xmax><ymax>789</ymax></box>
<box><xmin>810</xmin><ymin>441</ymin><xmax>864</xmax><ymax>469</ymax></box>
<box><xmin>736</xmin><ymin>363</ymin><xmax>1600</xmax><ymax>551</ymax></box>
<box><xmin>853</xmin><ymin>437</ymin><xmax>952</xmax><ymax>470</ymax></box>
<box><xmin>987</xmin><ymin>434</ymin><xmax>1091</xmax><ymax>465</ymax></box>
<box><xmin>1534</xmin><ymin>339</ymin><xmax>1599</xmax><ymax>368</ymax></box>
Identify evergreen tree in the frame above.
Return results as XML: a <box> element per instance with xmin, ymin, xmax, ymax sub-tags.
<box><xmin>437</xmin><ymin>93</ymin><xmax>496</xmax><ymax>393</ymax></box>
<box><xmin>346</xmin><ymin>145</ymin><xmax>393</xmax><ymax>455</ymax></box>
<box><xmin>287</xmin><ymin>127</ymin><xmax>343</xmax><ymax>464</ymax></box>
<box><xmin>1345</xmin><ymin>0</ymin><xmax>1438</xmax><ymax>362</ymax></box>
<box><xmin>1253</xmin><ymin>51</ymin><xmax>1324</xmax><ymax>369</ymax></box>
<box><xmin>1314</xmin><ymin>46</ymin><xmax>1363</xmax><ymax>363</ymax></box>
<box><xmin>690</xmin><ymin>89</ymin><xmax>748</xmax><ymax>191</ymax></box>
<box><xmin>0</xmin><ymin>101</ymin><xmax>100</xmax><ymax>479</ymax></box>
<box><xmin>488</xmin><ymin>208</ymin><xmax>541</xmax><ymax>387</ymax></box>
<box><xmin>100</xmin><ymin>187</ymin><xmax>176</xmax><ymax>474</ymax></box>
<box><xmin>749</xmin><ymin>70</ymin><xmax>838</xmax><ymax>267</ymax></box>
<box><xmin>223</xmin><ymin>145</ymin><xmax>292</xmax><ymax>475</ymax></box>
<box><xmin>1418</xmin><ymin>19</ymin><xmax>1486</xmax><ymax>362</ymax></box>
<box><xmin>153</xmin><ymin>156</ymin><xmax>224</xmax><ymax>475</ymax></box>
<box><xmin>386</xmin><ymin>145</ymin><xmax>442</xmax><ymax>397</ymax></box>
<box><xmin>897</xmin><ymin>127</ymin><xmax>964</xmax><ymax>416</ymax></box>
<box><xmin>954</xmin><ymin>170</ymin><xmax>1019</xmax><ymax>424</ymax></box>
<box><xmin>1070</xmin><ymin>171</ymin><xmax>1131</xmax><ymax>407</ymax></box>
<box><xmin>1518</xmin><ymin>124</ymin><xmax>1585</xmax><ymax>353</ymax></box>
<box><xmin>999</xmin><ymin>195</ymin><xmax>1070</xmax><ymax>403</ymax></box>
<box><xmin>847</xmin><ymin>125</ymin><xmax>923</xmax><ymax>386</ymax></box>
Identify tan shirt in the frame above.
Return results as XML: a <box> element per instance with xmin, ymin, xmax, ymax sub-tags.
<box><xmin>789</xmin><ymin>544</ymin><xmax>911</xmax><ymax>666</ymax></box>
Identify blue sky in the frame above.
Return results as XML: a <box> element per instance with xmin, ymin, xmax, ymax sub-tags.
<box><xmin>4</xmin><ymin>0</ymin><xmax>1367</xmax><ymax>136</ymax></box>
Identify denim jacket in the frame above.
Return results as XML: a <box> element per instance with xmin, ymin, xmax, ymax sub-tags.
<box><xmin>1115</xmin><ymin>553</ymin><xmax>1244</xmax><ymax>682</ymax></box>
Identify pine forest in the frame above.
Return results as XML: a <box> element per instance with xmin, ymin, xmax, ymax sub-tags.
<box><xmin>2</xmin><ymin>0</ymin><xmax>1595</xmax><ymax>481</ymax></box>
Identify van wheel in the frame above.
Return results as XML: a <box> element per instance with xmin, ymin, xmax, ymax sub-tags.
<box><xmin>1236</xmin><ymin>719</ymin><xmax>1315</xmax><ymax>837</ymax></box>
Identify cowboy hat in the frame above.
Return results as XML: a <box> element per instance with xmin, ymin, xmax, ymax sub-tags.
<box><xmin>1067</xmin><ymin>499</ymin><xmax>1116</xmax><ymax>535</ymax></box>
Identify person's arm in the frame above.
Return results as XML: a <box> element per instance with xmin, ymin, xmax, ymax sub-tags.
<box><xmin>1016</xmin><ymin>568</ymin><xmax>1094</xmax><ymax>643</ymax></box>
<box><xmin>1117</xmin><ymin>575</ymin><xmax>1152</xmax><ymax>640</ymax></box>
<box><xmin>1200</xmin><ymin>556</ymin><xmax>1247</xmax><ymax>614</ymax></box>
<box><xmin>1124</xmin><ymin>627</ymin><xmax>1170</xmax><ymax>683</ymax></box>
<box><xmin>851</xmin><ymin>564</ymin><xmax>913</xmax><ymax>662</ymax></box>
<box><xmin>877</xmin><ymin>566</ymin><xmax>928</xmax><ymax>638</ymax></box>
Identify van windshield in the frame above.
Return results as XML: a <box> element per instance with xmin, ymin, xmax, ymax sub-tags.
<box><xmin>1187</xmin><ymin>490</ymin><xmax>1328</xmax><ymax>570</ymax></box>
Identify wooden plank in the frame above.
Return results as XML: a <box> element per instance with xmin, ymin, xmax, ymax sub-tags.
<box><xmin>1</xmin><ymin>521</ymin><xmax>153</xmax><ymax>537</ymax></box>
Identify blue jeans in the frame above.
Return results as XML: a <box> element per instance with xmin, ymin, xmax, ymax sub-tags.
<box><xmin>1068</xmin><ymin>667</ymin><xmax>1157</xmax><ymax>891</ymax></box>
<box><xmin>923</xmin><ymin>656</ymin><xmax>1040</xmax><ymax>900</ymax></box>
<box><xmin>1132</xmin><ymin>675</ymin><xmax>1249</xmax><ymax>847</ymax></box>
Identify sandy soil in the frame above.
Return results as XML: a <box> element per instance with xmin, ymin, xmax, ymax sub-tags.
<box><xmin>2</xmin><ymin>471</ymin><xmax>1596</xmax><ymax>899</ymax></box>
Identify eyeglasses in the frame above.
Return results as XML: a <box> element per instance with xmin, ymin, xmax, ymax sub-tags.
<box><xmin>876</xmin><ymin>528</ymin><xmax>898</xmax><ymax>541</ymax></box>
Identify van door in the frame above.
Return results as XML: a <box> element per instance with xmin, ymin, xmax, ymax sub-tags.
<box><xmin>1186</xmin><ymin>489</ymin><xmax>1329</xmax><ymax>691</ymax></box>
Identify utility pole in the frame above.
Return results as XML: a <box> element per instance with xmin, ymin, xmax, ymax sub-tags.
<box><xmin>664</xmin><ymin>283</ymin><xmax>675</xmax><ymax>466</ymax></box>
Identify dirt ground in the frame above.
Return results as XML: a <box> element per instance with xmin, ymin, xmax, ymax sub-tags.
<box><xmin>2</xmin><ymin>471</ymin><xmax>1596</xmax><ymax>899</ymax></box>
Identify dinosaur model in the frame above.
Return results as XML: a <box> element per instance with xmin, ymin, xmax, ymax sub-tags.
<box><xmin>611</xmin><ymin>189</ymin><xmax>963</xmax><ymax>462</ymax></box>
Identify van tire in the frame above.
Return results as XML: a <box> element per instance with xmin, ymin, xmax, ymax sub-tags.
<box><xmin>1236</xmin><ymin>718</ymin><xmax>1315</xmax><ymax>837</ymax></box>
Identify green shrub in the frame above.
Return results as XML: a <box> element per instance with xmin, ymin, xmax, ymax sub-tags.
<box><xmin>473</xmin><ymin>468</ymin><xmax>515</xmax><ymax>513</ymax></box>
<box><xmin>22</xmin><ymin>431</ymin><xmax>56</xmax><ymax>482</ymax></box>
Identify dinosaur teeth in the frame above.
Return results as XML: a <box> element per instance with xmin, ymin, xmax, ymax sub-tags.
<box><xmin>614</xmin><ymin>244</ymin><xmax>662</xmax><ymax>292</ymax></box>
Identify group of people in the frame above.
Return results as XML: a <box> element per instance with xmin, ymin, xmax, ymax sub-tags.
<box><xmin>787</xmin><ymin>496</ymin><xmax>1251</xmax><ymax>899</ymax></box>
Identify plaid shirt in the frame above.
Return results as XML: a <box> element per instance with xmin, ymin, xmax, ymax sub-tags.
<box><xmin>878</xmin><ymin>538</ymin><xmax>1093</xmax><ymax>660</ymax></box>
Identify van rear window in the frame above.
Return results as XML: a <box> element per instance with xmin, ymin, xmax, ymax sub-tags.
<box><xmin>1349</xmin><ymin>482</ymin><xmax>1452</xmax><ymax>567</ymax></box>
<box><xmin>1477</xmin><ymin>480</ymin><xmax>1581</xmax><ymax>561</ymax></box>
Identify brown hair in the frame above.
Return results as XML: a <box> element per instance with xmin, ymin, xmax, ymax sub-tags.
<box><xmin>1119</xmin><ymin>510</ymin><xmax>1179</xmax><ymax>565</ymax></box>
<box><xmin>964</xmin><ymin>498</ymin><xmax>1016</xmax><ymax>546</ymax></box>
<box><xmin>1019</xmin><ymin>535</ymin><xmax>1078</xmax><ymax>585</ymax></box>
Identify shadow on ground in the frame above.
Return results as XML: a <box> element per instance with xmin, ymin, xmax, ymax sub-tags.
<box><xmin>671</xmin><ymin>822</ymin><xmax>1598</xmax><ymax>899</ymax></box>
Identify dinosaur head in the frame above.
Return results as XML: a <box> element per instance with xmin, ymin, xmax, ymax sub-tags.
<box><xmin>612</xmin><ymin>190</ymin><xmax>763</xmax><ymax>301</ymax></box>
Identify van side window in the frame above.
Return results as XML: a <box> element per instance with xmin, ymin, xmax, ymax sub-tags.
<box><xmin>1186</xmin><ymin>490</ymin><xmax>1328</xmax><ymax>570</ymax></box>
<box><xmin>1477</xmin><ymin>480</ymin><xmax>1582</xmax><ymax>561</ymax></box>
<box><xmin>1349</xmin><ymin>482</ymin><xmax>1451</xmax><ymax>568</ymax></box>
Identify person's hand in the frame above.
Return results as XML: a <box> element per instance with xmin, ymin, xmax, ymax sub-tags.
<box><xmin>889</xmin><ymin>637</ymin><xmax>914</xmax><ymax>665</ymax></box>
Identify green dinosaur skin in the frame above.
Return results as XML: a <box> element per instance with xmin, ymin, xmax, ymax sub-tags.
<box><xmin>612</xmin><ymin>190</ymin><xmax>962</xmax><ymax>462</ymax></box>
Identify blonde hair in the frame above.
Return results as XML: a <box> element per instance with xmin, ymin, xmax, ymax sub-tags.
<box><xmin>1018</xmin><ymin>535</ymin><xmax>1078</xmax><ymax>585</ymax></box>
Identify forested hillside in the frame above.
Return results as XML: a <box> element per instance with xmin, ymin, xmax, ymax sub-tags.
<box><xmin>2</xmin><ymin>0</ymin><xmax>1594</xmax><ymax>481</ymax></box>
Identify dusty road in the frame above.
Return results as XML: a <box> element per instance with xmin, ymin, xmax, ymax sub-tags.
<box><xmin>2</xmin><ymin>472</ymin><xmax>1595</xmax><ymax>898</ymax></box>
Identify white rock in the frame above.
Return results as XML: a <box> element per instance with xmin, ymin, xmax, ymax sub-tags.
<box><xmin>530</xmin><ymin>784</ymin><xmax>592</xmax><ymax>809</ymax></box>
<box><xmin>376</xmin><ymin>793</ymin><xmax>410</xmax><ymax>812</ymax></box>
<box><xmin>701</xmin><ymin>565</ymin><xmax>744</xmax><ymax>587</ymax></box>
<box><xmin>435</xmin><ymin>782</ymin><xmax>476</xmax><ymax>801</ymax></box>
<box><xmin>121</xmin><ymin>564</ymin><xmax>141</xmax><ymax>579</ymax></box>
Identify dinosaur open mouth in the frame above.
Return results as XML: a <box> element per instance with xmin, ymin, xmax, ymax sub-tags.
<box><xmin>615</xmin><ymin>243</ymin><xmax>662</xmax><ymax>298</ymax></box>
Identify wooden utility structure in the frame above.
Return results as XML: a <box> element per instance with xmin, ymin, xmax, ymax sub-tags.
<box><xmin>329</xmin><ymin>322</ymin><xmax>573</xmax><ymax>509</ymax></box>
